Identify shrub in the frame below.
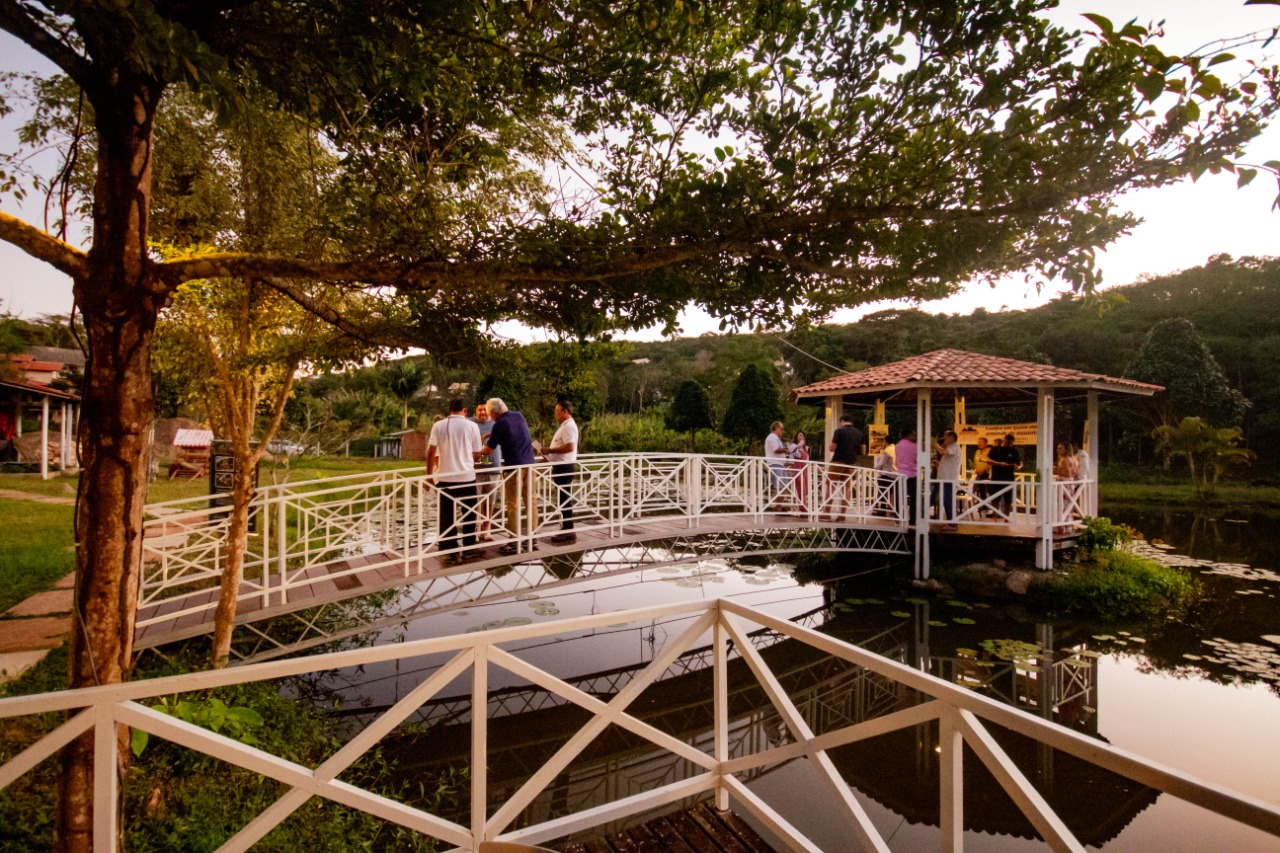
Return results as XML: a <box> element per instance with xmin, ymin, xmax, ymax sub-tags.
<box><xmin>1076</xmin><ymin>516</ymin><xmax>1134</xmax><ymax>554</ymax></box>
<box><xmin>1029</xmin><ymin>549</ymin><xmax>1195</xmax><ymax>619</ymax></box>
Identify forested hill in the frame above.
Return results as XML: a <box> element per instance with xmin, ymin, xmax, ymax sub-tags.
<box><xmin>602</xmin><ymin>255</ymin><xmax>1280</xmax><ymax>464</ymax></box>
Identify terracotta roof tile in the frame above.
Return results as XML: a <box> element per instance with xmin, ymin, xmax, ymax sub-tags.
<box><xmin>792</xmin><ymin>349</ymin><xmax>1162</xmax><ymax>399</ymax></box>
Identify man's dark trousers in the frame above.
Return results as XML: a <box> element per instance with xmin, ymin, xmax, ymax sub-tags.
<box><xmin>552</xmin><ymin>463</ymin><xmax>576</xmax><ymax>530</ymax></box>
<box><xmin>438</xmin><ymin>480</ymin><xmax>478</xmax><ymax>552</ymax></box>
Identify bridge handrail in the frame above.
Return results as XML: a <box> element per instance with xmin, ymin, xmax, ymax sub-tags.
<box><xmin>137</xmin><ymin>454</ymin><xmax>910</xmax><ymax>628</ymax></box>
<box><xmin>1</xmin><ymin>598</ymin><xmax>1276</xmax><ymax>851</ymax></box>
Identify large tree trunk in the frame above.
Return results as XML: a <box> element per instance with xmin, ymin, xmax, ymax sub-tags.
<box><xmin>57</xmin><ymin>78</ymin><xmax>165</xmax><ymax>853</ymax></box>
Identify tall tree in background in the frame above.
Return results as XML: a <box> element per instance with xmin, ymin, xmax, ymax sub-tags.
<box><xmin>1126</xmin><ymin>318</ymin><xmax>1250</xmax><ymax>426</ymax></box>
<box><xmin>722</xmin><ymin>364</ymin><xmax>784</xmax><ymax>449</ymax></box>
<box><xmin>383</xmin><ymin>359</ymin><xmax>429</xmax><ymax>431</ymax></box>
<box><xmin>667</xmin><ymin>379</ymin><xmax>714</xmax><ymax>450</ymax></box>
<box><xmin>0</xmin><ymin>4</ymin><xmax>1277</xmax><ymax>848</ymax></box>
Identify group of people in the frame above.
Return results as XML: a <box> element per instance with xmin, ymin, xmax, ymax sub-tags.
<box><xmin>425</xmin><ymin>397</ymin><xmax>579</xmax><ymax>565</ymax></box>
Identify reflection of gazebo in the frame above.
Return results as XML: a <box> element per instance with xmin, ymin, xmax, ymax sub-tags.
<box><xmin>791</xmin><ymin>350</ymin><xmax>1161</xmax><ymax>572</ymax></box>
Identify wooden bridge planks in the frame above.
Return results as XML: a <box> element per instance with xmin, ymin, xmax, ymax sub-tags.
<box><xmin>561</xmin><ymin>802</ymin><xmax>774</xmax><ymax>853</ymax></box>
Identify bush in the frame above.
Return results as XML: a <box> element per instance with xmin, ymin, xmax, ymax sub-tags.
<box><xmin>1075</xmin><ymin>516</ymin><xmax>1134</xmax><ymax>554</ymax></box>
<box><xmin>1029</xmin><ymin>549</ymin><xmax>1195</xmax><ymax>619</ymax></box>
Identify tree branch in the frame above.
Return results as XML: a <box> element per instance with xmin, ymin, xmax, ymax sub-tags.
<box><xmin>256</xmin><ymin>277</ymin><xmax>396</xmax><ymax>347</ymax></box>
<box><xmin>0</xmin><ymin>210</ymin><xmax>88</xmax><ymax>279</ymax></box>
<box><xmin>0</xmin><ymin>1</ymin><xmax>94</xmax><ymax>91</ymax></box>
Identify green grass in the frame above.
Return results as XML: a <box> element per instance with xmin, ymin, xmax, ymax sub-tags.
<box><xmin>0</xmin><ymin>498</ymin><xmax>75</xmax><ymax>612</ymax></box>
<box><xmin>1099</xmin><ymin>481</ymin><xmax>1280</xmax><ymax>509</ymax></box>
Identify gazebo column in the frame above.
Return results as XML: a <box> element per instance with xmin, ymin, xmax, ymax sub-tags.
<box><xmin>40</xmin><ymin>395</ymin><xmax>50</xmax><ymax>479</ymax></box>
<box><xmin>915</xmin><ymin>388</ymin><xmax>932</xmax><ymax>579</ymax></box>
<box><xmin>1036</xmin><ymin>387</ymin><xmax>1054</xmax><ymax>569</ymax></box>
<box><xmin>60</xmin><ymin>402</ymin><xmax>71</xmax><ymax>469</ymax></box>
<box><xmin>1086</xmin><ymin>391</ymin><xmax>1099</xmax><ymax>516</ymax></box>
<box><xmin>824</xmin><ymin>395</ymin><xmax>843</xmax><ymax>462</ymax></box>
<box><xmin>15</xmin><ymin>397</ymin><xmax>22</xmax><ymax>436</ymax></box>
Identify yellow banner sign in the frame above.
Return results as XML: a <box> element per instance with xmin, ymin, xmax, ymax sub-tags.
<box><xmin>954</xmin><ymin>422</ymin><xmax>1038</xmax><ymax>446</ymax></box>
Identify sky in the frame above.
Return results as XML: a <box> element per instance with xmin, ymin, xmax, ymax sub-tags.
<box><xmin>2</xmin><ymin>1</ymin><xmax>1277</xmax><ymax>342</ymax></box>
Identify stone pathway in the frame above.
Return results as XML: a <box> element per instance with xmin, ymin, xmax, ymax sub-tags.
<box><xmin>0</xmin><ymin>487</ymin><xmax>76</xmax><ymax>506</ymax></box>
<box><xmin>0</xmin><ymin>572</ymin><xmax>75</xmax><ymax>686</ymax></box>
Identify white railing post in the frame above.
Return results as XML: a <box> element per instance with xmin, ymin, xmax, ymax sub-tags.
<box><xmin>276</xmin><ymin>492</ymin><xmax>288</xmax><ymax>605</ymax></box>
<box><xmin>94</xmin><ymin>713</ymin><xmax>118</xmax><ymax>853</ymax></box>
<box><xmin>688</xmin><ymin>456</ymin><xmax>701</xmax><ymax>529</ymax></box>
<box><xmin>713</xmin><ymin>606</ymin><xmax>729</xmax><ymax>810</ymax></box>
<box><xmin>402</xmin><ymin>478</ymin><xmax>411</xmax><ymax>575</ymax></box>
<box><xmin>471</xmin><ymin>644</ymin><xmax>488</xmax><ymax>849</ymax></box>
<box><xmin>939</xmin><ymin>708</ymin><xmax>964</xmax><ymax>853</ymax></box>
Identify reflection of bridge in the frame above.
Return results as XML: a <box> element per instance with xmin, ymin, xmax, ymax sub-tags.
<box><xmin>136</xmin><ymin>454</ymin><xmax>911</xmax><ymax>649</ymax></box>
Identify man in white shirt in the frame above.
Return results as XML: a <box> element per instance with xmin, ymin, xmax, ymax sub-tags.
<box><xmin>427</xmin><ymin>398</ymin><xmax>485</xmax><ymax>563</ymax></box>
<box><xmin>764</xmin><ymin>421</ymin><xmax>787</xmax><ymax>492</ymax></box>
<box><xmin>547</xmin><ymin>401</ymin><xmax>579</xmax><ymax>544</ymax></box>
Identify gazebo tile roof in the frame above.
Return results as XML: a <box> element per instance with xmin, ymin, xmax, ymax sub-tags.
<box><xmin>792</xmin><ymin>349</ymin><xmax>1161</xmax><ymax>399</ymax></box>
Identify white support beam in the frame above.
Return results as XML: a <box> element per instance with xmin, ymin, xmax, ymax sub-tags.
<box><xmin>713</xmin><ymin>616</ymin><xmax>730</xmax><ymax>810</ymax></box>
<box><xmin>1036</xmin><ymin>387</ymin><xmax>1054</xmax><ymax>569</ymax></box>
<box><xmin>1086</xmin><ymin>391</ymin><xmax>1099</xmax><ymax>517</ymax></box>
<box><xmin>915</xmin><ymin>389</ymin><xmax>932</xmax><ymax>578</ymax></box>
<box><xmin>93</xmin><ymin>715</ymin><xmax>118</xmax><ymax>853</ymax></box>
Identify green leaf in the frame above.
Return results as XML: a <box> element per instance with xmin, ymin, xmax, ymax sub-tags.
<box><xmin>1135</xmin><ymin>73</ymin><xmax>1165</xmax><ymax>102</ymax></box>
<box><xmin>1237</xmin><ymin>168</ymin><xmax>1258</xmax><ymax>188</ymax></box>
<box><xmin>714</xmin><ymin>147</ymin><xmax>725</xmax><ymax>162</ymax></box>
<box><xmin>131</xmin><ymin>728</ymin><xmax>150</xmax><ymax>757</ymax></box>
<box><xmin>953</xmin><ymin>617</ymin><xmax>977</xmax><ymax>625</ymax></box>
<box><xmin>890</xmin><ymin>610</ymin><xmax>911</xmax><ymax>618</ymax></box>
<box><xmin>1081</xmin><ymin>14</ymin><xmax>1114</xmax><ymax>34</ymax></box>
<box><xmin>226</xmin><ymin>706</ymin><xmax>265</xmax><ymax>728</ymax></box>
<box><xmin>1207</xmin><ymin>53</ymin><xmax>1236</xmax><ymax>67</ymax></box>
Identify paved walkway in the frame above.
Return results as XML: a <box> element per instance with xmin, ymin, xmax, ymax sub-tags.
<box><xmin>0</xmin><ymin>487</ymin><xmax>76</xmax><ymax>505</ymax></box>
<box><xmin>0</xmin><ymin>572</ymin><xmax>75</xmax><ymax>686</ymax></box>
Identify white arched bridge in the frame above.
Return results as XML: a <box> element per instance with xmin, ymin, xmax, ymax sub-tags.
<box><xmin>136</xmin><ymin>454</ymin><xmax>918</xmax><ymax>652</ymax></box>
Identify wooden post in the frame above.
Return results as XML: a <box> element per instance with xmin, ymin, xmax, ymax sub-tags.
<box><xmin>824</xmin><ymin>395</ymin><xmax>843</xmax><ymax>462</ymax></box>
<box><xmin>1036</xmin><ymin>387</ymin><xmax>1054</xmax><ymax>569</ymax></box>
<box><xmin>1086</xmin><ymin>391</ymin><xmax>1099</xmax><ymax>517</ymax></box>
<box><xmin>40</xmin><ymin>395</ymin><xmax>49</xmax><ymax>479</ymax></box>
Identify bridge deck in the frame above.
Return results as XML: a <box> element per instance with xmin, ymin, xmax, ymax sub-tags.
<box><xmin>135</xmin><ymin>513</ymin><xmax>906</xmax><ymax>649</ymax></box>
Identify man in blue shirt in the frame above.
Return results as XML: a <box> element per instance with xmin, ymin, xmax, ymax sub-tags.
<box><xmin>480</xmin><ymin>397</ymin><xmax>538</xmax><ymax>553</ymax></box>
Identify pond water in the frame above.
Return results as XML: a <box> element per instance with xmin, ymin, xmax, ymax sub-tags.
<box><xmin>299</xmin><ymin>504</ymin><xmax>1280</xmax><ymax>852</ymax></box>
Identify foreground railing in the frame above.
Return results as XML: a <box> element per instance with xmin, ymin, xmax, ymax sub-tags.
<box><xmin>137</xmin><ymin>454</ymin><xmax>908</xmax><ymax>630</ymax></box>
<box><xmin>2</xmin><ymin>599</ymin><xmax>1277</xmax><ymax>852</ymax></box>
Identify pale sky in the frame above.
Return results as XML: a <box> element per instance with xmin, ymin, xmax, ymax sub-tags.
<box><xmin>2</xmin><ymin>2</ymin><xmax>1277</xmax><ymax>341</ymax></box>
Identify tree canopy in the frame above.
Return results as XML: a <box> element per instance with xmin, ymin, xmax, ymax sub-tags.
<box><xmin>666</xmin><ymin>379</ymin><xmax>715</xmax><ymax>448</ymax></box>
<box><xmin>1126</xmin><ymin>317</ymin><xmax>1250</xmax><ymax>427</ymax></box>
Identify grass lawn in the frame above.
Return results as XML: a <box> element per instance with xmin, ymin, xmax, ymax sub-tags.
<box><xmin>0</xmin><ymin>498</ymin><xmax>74</xmax><ymax>613</ymax></box>
<box><xmin>1099</xmin><ymin>481</ymin><xmax>1280</xmax><ymax>509</ymax></box>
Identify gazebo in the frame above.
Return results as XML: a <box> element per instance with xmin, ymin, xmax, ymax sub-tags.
<box><xmin>0</xmin><ymin>377</ymin><xmax>79</xmax><ymax>478</ymax></box>
<box><xmin>791</xmin><ymin>349</ymin><xmax>1162</xmax><ymax>573</ymax></box>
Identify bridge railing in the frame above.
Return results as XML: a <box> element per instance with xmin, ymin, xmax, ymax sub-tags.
<box><xmin>136</xmin><ymin>454</ymin><xmax>907</xmax><ymax>630</ymax></box>
<box><xmin>3</xmin><ymin>599</ymin><xmax>1277</xmax><ymax>852</ymax></box>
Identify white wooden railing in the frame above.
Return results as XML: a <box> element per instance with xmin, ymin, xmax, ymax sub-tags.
<box><xmin>925</xmin><ymin>478</ymin><xmax>1090</xmax><ymax>528</ymax></box>
<box><xmin>2</xmin><ymin>599</ymin><xmax>1278</xmax><ymax>852</ymax></box>
<box><xmin>138</xmin><ymin>454</ymin><xmax>908</xmax><ymax>630</ymax></box>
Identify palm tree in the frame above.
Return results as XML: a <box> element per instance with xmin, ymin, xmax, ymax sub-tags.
<box><xmin>1152</xmin><ymin>417</ymin><xmax>1255</xmax><ymax>498</ymax></box>
<box><xmin>384</xmin><ymin>358</ymin><xmax>429</xmax><ymax>430</ymax></box>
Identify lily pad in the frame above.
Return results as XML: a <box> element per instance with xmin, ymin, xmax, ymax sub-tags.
<box><xmin>953</xmin><ymin>617</ymin><xmax>976</xmax><ymax>625</ymax></box>
<box><xmin>864</xmin><ymin>598</ymin><xmax>885</xmax><ymax>605</ymax></box>
<box><xmin>534</xmin><ymin>607</ymin><xmax>560</xmax><ymax>616</ymax></box>
<box><xmin>904</xmin><ymin>597</ymin><xmax>928</xmax><ymax>605</ymax></box>
<box><xmin>1262</xmin><ymin>635</ymin><xmax>1280</xmax><ymax>646</ymax></box>
<box><xmin>503</xmin><ymin>617</ymin><xmax>532</xmax><ymax>627</ymax></box>
<box><xmin>928</xmin><ymin>620</ymin><xmax>947</xmax><ymax>627</ymax></box>
<box><xmin>890</xmin><ymin>611</ymin><xmax>911</xmax><ymax>618</ymax></box>
<box><xmin>1182</xmin><ymin>653</ymin><xmax>1203</xmax><ymax>661</ymax></box>
<box><xmin>1092</xmin><ymin>634</ymin><xmax>1115</xmax><ymax>641</ymax></box>
<box><xmin>844</xmin><ymin>598</ymin><xmax>865</xmax><ymax>605</ymax></box>
<box><xmin>945</xmin><ymin>600</ymin><xmax>969</xmax><ymax>608</ymax></box>
<box><xmin>516</xmin><ymin>592</ymin><xmax>540</xmax><ymax>601</ymax></box>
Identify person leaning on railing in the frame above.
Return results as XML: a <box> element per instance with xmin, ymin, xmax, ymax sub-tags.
<box><xmin>480</xmin><ymin>397</ymin><xmax>538</xmax><ymax>554</ymax></box>
<box><xmin>822</xmin><ymin>414</ymin><xmax>864</xmax><ymax>521</ymax></box>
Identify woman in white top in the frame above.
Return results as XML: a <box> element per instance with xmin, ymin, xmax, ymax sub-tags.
<box><xmin>934</xmin><ymin>429</ymin><xmax>962</xmax><ymax>523</ymax></box>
